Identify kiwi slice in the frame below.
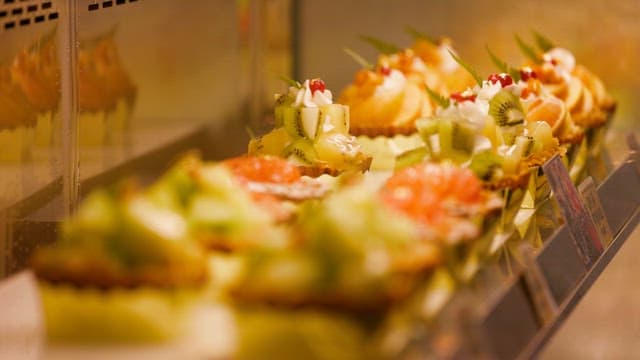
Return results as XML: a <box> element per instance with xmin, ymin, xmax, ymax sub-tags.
<box><xmin>248</xmin><ymin>127</ymin><xmax>291</xmax><ymax>156</ymax></box>
<box><xmin>489</xmin><ymin>90</ymin><xmax>525</xmax><ymax>127</ymax></box>
<box><xmin>451</xmin><ymin>121</ymin><xmax>476</xmax><ymax>154</ymax></box>
<box><xmin>283</xmin><ymin>138</ymin><xmax>318</xmax><ymax>165</ymax></box>
<box><xmin>416</xmin><ymin>118</ymin><xmax>439</xmax><ymax>140</ymax></box>
<box><xmin>283</xmin><ymin>106</ymin><xmax>305</xmax><ymax>138</ymax></box>
<box><xmin>318</xmin><ymin>104</ymin><xmax>348</xmax><ymax>135</ymax></box>
<box><xmin>469</xmin><ymin>150</ymin><xmax>503</xmax><ymax>180</ymax></box>
<box><xmin>395</xmin><ymin>146</ymin><xmax>428</xmax><ymax>170</ymax></box>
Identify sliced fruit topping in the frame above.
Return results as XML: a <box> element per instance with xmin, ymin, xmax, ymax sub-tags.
<box><xmin>487</xmin><ymin>73</ymin><xmax>514</xmax><ymax>87</ymax></box>
<box><xmin>283</xmin><ymin>139</ymin><xmax>318</xmax><ymax>165</ymax></box>
<box><xmin>520</xmin><ymin>67</ymin><xmax>538</xmax><ymax>81</ymax></box>
<box><xmin>450</xmin><ymin>90</ymin><xmax>476</xmax><ymax>103</ymax></box>
<box><xmin>318</xmin><ymin>104</ymin><xmax>349</xmax><ymax>134</ymax></box>
<box><xmin>489</xmin><ymin>90</ymin><xmax>525</xmax><ymax>126</ymax></box>
<box><xmin>469</xmin><ymin>150</ymin><xmax>503</xmax><ymax>180</ymax></box>
<box><xmin>525</xmin><ymin>97</ymin><xmax>565</xmax><ymax>131</ymax></box>
<box><xmin>395</xmin><ymin>146</ymin><xmax>429</xmax><ymax>170</ymax></box>
<box><xmin>314</xmin><ymin>132</ymin><xmax>360</xmax><ymax>165</ymax></box>
<box><xmin>223</xmin><ymin>156</ymin><xmax>301</xmax><ymax>185</ymax></box>
<box><xmin>248</xmin><ymin>127</ymin><xmax>292</xmax><ymax>156</ymax></box>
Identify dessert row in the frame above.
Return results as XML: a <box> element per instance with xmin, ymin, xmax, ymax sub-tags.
<box><xmin>30</xmin><ymin>31</ymin><xmax>615</xmax><ymax>358</ymax></box>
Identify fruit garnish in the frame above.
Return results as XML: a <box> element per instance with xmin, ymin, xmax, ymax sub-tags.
<box><xmin>485</xmin><ymin>45</ymin><xmax>521</xmax><ymax>82</ymax></box>
<box><xmin>379</xmin><ymin>65</ymin><xmax>392</xmax><ymax>76</ymax></box>
<box><xmin>487</xmin><ymin>73</ymin><xmax>514</xmax><ymax>88</ymax></box>
<box><xmin>514</xmin><ymin>34</ymin><xmax>542</xmax><ymax>64</ymax></box>
<box><xmin>520</xmin><ymin>67</ymin><xmax>538</xmax><ymax>81</ymax></box>
<box><xmin>359</xmin><ymin>35</ymin><xmax>400</xmax><ymax>55</ymax></box>
<box><xmin>450</xmin><ymin>90</ymin><xmax>476</xmax><ymax>103</ymax></box>
<box><xmin>405</xmin><ymin>26</ymin><xmax>437</xmax><ymax>45</ymax></box>
<box><xmin>531</xmin><ymin>30</ymin><xmax>555</xmax><ymax>52</ymax></box>
<box><xmin>342</xmin><ymin>47</ymin><xmax>373</xmax><ymax>70</ymax></box>
<box><xmin>425</xmin><ymin>85</ymin><xmax>450</xmax><ymax>108</ymax></box>
<box><xmin>309</xmin><ymin>78</ymin><xmax>326</xmax><ymax>95</ymax></box>
<box><xmin>489</xmin><ymin>90</ymin><xmax>525</xmax><ymax>126</ymax></box>
<box><xmin>223</xmin><ymin>156</ymin><xmax>301</xmax><ymax>184</ymax></box>
<box><xmin>447</xmin><ymin>49</ymin><xmax>483</xmax><ymax>86</ymax></box>
<box><xmin>279</xmin><ymin>75</ymin><xmax>302</xmax><ymax>89</ymax></box>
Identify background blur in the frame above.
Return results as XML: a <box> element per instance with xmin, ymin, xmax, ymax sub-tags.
<box><xmin>0</xmin><ymin>0</ymin><xmax>638</xmax><ymax>358</ymax></box>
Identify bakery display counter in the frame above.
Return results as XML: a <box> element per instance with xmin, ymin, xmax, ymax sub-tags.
<box><xmin>0</xmin><ymin>133</ymin><xmax>637</xmax><ymax>360</ymax></box>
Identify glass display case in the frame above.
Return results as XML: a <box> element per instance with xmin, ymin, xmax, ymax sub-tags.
<box><xmin>0</xmin><ymin>1</ymin><xmax>638</xmax><ymax>359</ymax></box>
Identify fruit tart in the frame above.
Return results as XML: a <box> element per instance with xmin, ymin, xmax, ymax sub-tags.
<box><xmin>516</xmin><ymin>34</ymin><xmax>616</xmax><ymax>132</ymax></box>
<box><xmin>31</xmin><ymin>181</ymin><xmax>208</xmax><ymax>342</ymax></box>
<box><xmin>405</xmin><ymin>70</ymin><xmax>570</xmax><ymax>190</ymax></box>
<box><xmin>249</xmin><ymin>78</ymin><xmax>372</xmax><ymax>176</ymax></box>
<box><xmin>0</xmin><ymin>66</ymin><xmax>37</xmax><ymax>161</ymax></box>
<box><xmin>146</xmin><ymin>154</ymin><xmax>295</xmax><ymax>252</ymax></box>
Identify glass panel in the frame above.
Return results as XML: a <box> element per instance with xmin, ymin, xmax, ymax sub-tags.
<box><xmin>0</xmin><ymin>0</ymin><xmax>63</xmax><ymax>277</ymax></box>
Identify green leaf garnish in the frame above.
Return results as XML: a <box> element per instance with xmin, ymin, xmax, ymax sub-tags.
<box><xmin>343</xmin><ymin>47</ymin><xmax>373</xmax><ymax>70</ymax></box>
<box><xmin>425</xmin><ymin>86</ymin><xmax>450</xmax><ymax>108</ymax></box>
<box><xmin>278</xmin><ymin>75</ymin><xmax>302</xmax><ymax>88</ymax></box>
<box><xmin>485</xmin><ymin>45</ymin><xmax>521</xmax><ymax>82</ymax></box>
<box><xmin>447</xmin><ymin>49</ymin><xmax>482</xmax><ymax>86</ymax></box>
<box><xmin>406</xmin><ymin>26</ymin><xmax>437</xmax><ymax>45</ymax></box>
<box><xmin>359</xmin><ymin>35</ymin><xmax>400</xmax><ymax>55</ymax></box>
<box><xmin>531</xmin><ymin>30</ymin><xmax>555</xmax><ymax>52</ymax></box>
<box><xmin>514</xmin><ymin>34</ymin><xmax>542</xmax><ymax>64</ymax></box>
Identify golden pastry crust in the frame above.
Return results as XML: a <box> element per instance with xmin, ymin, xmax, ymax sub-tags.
<box><xmin>32</xmin><ymin>249</ymin><xmax>208</xmax><ymax>289</ymax></box>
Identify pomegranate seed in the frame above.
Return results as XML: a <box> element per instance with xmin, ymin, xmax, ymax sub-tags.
<box><xmin>487</xmin><ymin>73</ymin><xmax>513</xmax><ymax>87</ymax></box>
<box><xmin>450</xmin><ymin>90</ymin><xmax>477</xmax><ymax>103</ymax></box>
<box><xmin>520</xmin><ymin>67</ymin><xmax>538</xmax><ymax>81</ymax></box>
<box><xmin>379</xmin><ymin>65</ymin><xmax>392</xmax><ymax>76</ymax></box>
<box><xmin>309</xmin><ymin>78</ymin><xmax>326</xmax><ymax>94</ymax></box>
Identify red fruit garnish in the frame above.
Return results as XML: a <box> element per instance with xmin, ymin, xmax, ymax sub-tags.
<box><xmin>450</xmin><ymin>90</ymin><xmax>477</xmax><ymax>103</ymax></box>
<box><xmin>379</xmin><ymin>65</ymin><xmax>392</xmax><ymax>76</ymax></box>
<box><xmin>223</xmin><ymin>156</ymin><xmax>301</xmax><ymax>184</ymax></box>
<box><xmin>487</xmin><ymin>73</ymin><xmax>513</xmax><ymax>87</ymax></box>
<box><xmin>520</xmin><ymin>67</ymin><xmax>538</xmax><ymax>81</ymax></box>
<box><xmin>309</xmin><ymin>78</ymin><xmax>326</xmax><ymax>95</ymax></box>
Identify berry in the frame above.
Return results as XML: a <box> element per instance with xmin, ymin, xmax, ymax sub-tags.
<box><xmin>487</xmin><ymin>73</ymin><xmax>513</xmax><ymax>87</ymax></box>
<box><xmin>309</xmin><ymin>78</ymin><xmax>326</xmax><ymax>94</ymax></box>
<box><xmin>520</xmin><ymin>67</ymin><xmax>538</xmax><ymax>81</ymax></box>
<box><xmin>379</xmin><ymin>65</ymin><xmax>392</xmax><ymax>76</ymax></box>
<box><xmin>450</xmin><ymin>90</ymin><xmax>477</xmax><ymax>103</ymax></box>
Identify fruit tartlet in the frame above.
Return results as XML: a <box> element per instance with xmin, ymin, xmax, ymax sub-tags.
<box><xmin>231</xmin><ymin>182</ymin><xmax>440</xmax><ymax>311</ymax></box>
<box><xmin>0</xmin><ymin>66</ymin><xmax>37</xmax><ymax>161</ymax></box>
<box><xmin>10</xmin><ymin>35</ymin><xmax>60</xmax><ymax>114</ymax></box>
<box><xmin>249</xmin><ymin>78</ymin><xmax>372</xmax><ymax>176</ymax></box>
<box><xmin>405</xmin><ymin>71</ymin><xmax>569</xmax><ymax>190</ymax></box>
<box><xmin>517</xmin><ymin>35</ymin><xmax>616</xmax><ymax>131</ymax></box>
<box><xmin>380</xmin><ymin>34</ymin><xmax>477</xmax><ymax>96</ymax></box>
<box><xmin>31</xmin><ymin>182</ymin><xmax>209</xmax><ymax>342</ymax></box>
<box><xmin>339</xmin><ymin>61</ymin><xmax>432</xmax><ymax>137</ymax></box>
<box><xmin>146</xmin><ymin>154</ymin><xmax>293</xmax><ymax>252</ymax></box>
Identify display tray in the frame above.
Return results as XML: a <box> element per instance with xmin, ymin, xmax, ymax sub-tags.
<box><xmin>0</xmin><ymin>134</ymin><xmax>638</xmax><ymax>360</ymax></box>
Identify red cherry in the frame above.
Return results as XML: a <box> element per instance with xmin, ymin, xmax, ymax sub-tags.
<box><xmin>520</xmin><ymin>67</ymin><xmax>538</xmax><ymax>81</ymax></box>
<box><xmin>487</xmin><ymin>73</ymin><xmax>513</xmax><ymax>87</ymax></box>
<box><xmin>379</xmin><ymin>65</ymin><xmax>392</xmax><ymax>76</ymax></box>
<box><xmin>309</xmin><ymin>78</ymin><xmax>326</xmax><ymax>94</ymax></box>
<box><xmin>450</xmin><ymin>91</ymin><xmax>477</xmax><ymax>103</ymax></box>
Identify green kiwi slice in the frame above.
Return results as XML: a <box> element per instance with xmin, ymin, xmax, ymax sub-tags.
<box><xmin>283</xmin><ymin>138</ymin><xmax>318</xmax><ymax>165</ymax></box>
<box><xmin>489</xmin><ymin>90</ymin><xmax>525</xmax><ymax>127</ymax></box>
<box><xmin>395</xmin><ymin>146</ymin><xmax>429</xmax><ymax>170</ymax></box>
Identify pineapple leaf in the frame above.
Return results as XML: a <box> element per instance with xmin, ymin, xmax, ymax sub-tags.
<box><xmin>515</xmin><ymin>34</ymin><xmax>542</xmax><ymax>64</ymax></box>
<box><xmin>531</xmin><ymin>30</ymin><xmax>555</xmax><ymax>52</ymax></box>
<box><xmin>447</xmin><ymin>49</ymin><xmax>483</xmax><ymax>86</ymax></box>
<box><xmin>359</xmin><ymin>35</ymin><xmax>400</xmax><ymax>55</ymax></box>
<box><xmin>424</xmin><ymin>86</ymin><xmax>450</xmax><ymax>108</ymax></box>
<box><xmin>406</xmin><ymin>26</ymin><xmax>437</xmax><ymax>45</ymax></box>
<box><xmin>343</xmin><ymin>47</ymin><xmax>373</xmax><ymax>69</ymax></box>
<box><xmin>278</xmin><ymin>75</ymin><xmax>302</xmax><ymax>88</ymax></box>
<box><xmin>485</xmin><ymin>45</ymin><xmax>521</xmax><ymax>82</ymax></box>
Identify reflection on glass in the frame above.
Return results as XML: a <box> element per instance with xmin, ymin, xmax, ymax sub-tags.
<box><xmin>78</xmin><ymin>29</ymin><xmax>136</xmax><ymax>147</ymax></box>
